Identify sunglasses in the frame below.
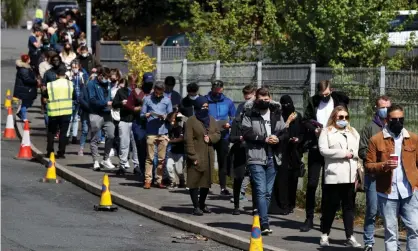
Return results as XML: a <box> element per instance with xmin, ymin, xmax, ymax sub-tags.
<box><xmin>389</xmin><ymin>117</ymin><xmax>404</xmax><ymax>123</ymax></box>
<box><xmin>338</xmin><ymin>115</ymin><xmax>350</xmax><ymax>120</ymax></box>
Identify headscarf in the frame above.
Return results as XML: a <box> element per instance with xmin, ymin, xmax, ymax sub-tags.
<box><xmin>194</xmin><ymin>96</ymin><xmax>210</xmax><ymax>128</ymax></box>
<box><xmin>280</xmin><ymin>95</ymin><xmax>295</xmax><ymax>121</ymax></box>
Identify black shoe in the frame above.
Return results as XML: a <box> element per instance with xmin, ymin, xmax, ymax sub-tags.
<box><xmin>56</xmin><ymin>154</ymin><xmax>66</xmax><ymax>159</ymax></box>
<box><xmin>300</xmin><ymin>218</ymin><xmax>313</xmax><ymax>232</ymax></box>
<box><xmin>193</xmin><ymin>208</ymin><xmax>204</xmax><ymax>216</ymax></box>
<box><xmin>71</xmin><ymin>137</ymin><xmax>78</xmax><ymax>144</ymax></box>
<box><xmin>261</xmin><ymin>224</ymin><xmax>270</xmax><ymax>236</ymax></box>
<box><xmin>232</xmin><ymin>207</ymin><xmax>240</xmax><ymax>215</ymax></box>
<box><xmin>364</xmin><ymin>245</ymin><xmax>373</xmax><ymax>251</ymax></box>
<box><xmin>220</xmin><ymin>188</ymin><xmax>231</xmax><ymax>196</ymax></box>
<box><xmin>277</xmin><ymin>208</ymin><xmax>290</xmax><ymax>215</ymax></box>
<box><xmin>200</xmin><ymin>206</ymin><xmax>212</xmax><ymax>214</ymax></box>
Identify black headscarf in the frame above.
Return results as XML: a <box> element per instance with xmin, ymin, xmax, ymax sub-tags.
<box><xmin>280</xmin><ymin>95</ymin><xmax>295</xmax><ymax>121</ymax></box>
<box><xmin>194</xmin><ymin>96</ymin><xmax>210</xmax><ymax>128</ymax></box>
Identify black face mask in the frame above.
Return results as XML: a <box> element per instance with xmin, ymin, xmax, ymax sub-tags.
<box><xmin>255</xmin><ymin>100</ymin><xmax>270</xmax><ymax>110</ymax></box>
<box><xmin>154</xmin><ymin>94</ymin><xmax>163</xmax><ymax>101</ymax></box>
<box><xmin>282</xmin><ymin>103</ymin><xmax>295</xmax><ymax>114</ymax></box>
<box><xmin>388</xmin><ymin>119</ymin><xmax>404</xmax><ymax>137</ymax></box>
<box><xmin>52</xmin><ymin>60</ymin><xmax>61</xmax><ymax>68</ymax></box>
<box><xmin>321</xmin><ymin>95</ymin><xmax>331</xmax><ymax>103</ymax></box>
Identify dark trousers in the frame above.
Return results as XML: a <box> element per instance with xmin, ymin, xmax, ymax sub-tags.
<box><xmin>213</xmin><ymin>138</ymin><xmax>229</xmax><ymax>188</ymax></box>
<box><xmin>47</xmin><ymin>115</ymin><xmax>71</xmax><ymax>156</ymax></box>
<box><xmin>277</xmin><ymin>164</ymin><xmax>290</xmax><ymax>210</ymax></box>
<box><xmin>305</xmin><ymin>148</ymin><xmax>325</xmax><ymax>219</ymax></box>
<box><xmin>288</xmin><ymin>169</ymin><xmax>299</xmax><ymax>210</ymax></box>
<box><xmin>321</xmin><ymin>183</ymin><xmax>355</xmax><ymax>238</ymax></box>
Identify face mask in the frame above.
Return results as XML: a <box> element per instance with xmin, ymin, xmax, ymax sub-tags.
<box><xmin>377</xmin><ymin>107</ymin><xmax>387</xmax><ymax>119</ymax></box>
<box><xmin>81</xmin><ymin>53</ymin><xmax>88</xmax><ymax>57</ymax></box>
<box><xmin>52</xmin><ymin>61</ymin><xmax>60</xmax><ymax>67</ymax></box>
<box><xmin>100</xmin><ymin>79</ymin><xmax>109</xmax><ymax>84</ymax></box>
<box><xmin>212</xmin><ymin>92</ymin><xmax>221</xmax><ymax>99</ymax></box>
<box><xmin>255</xmin><ymin>100</ymin><xmax>270</xmax><ymax>110</ymax></box>
<box><xmin>65</xmin><ymin>47</ymin><xmax>71</xmax><ymax>51</ymax></box>
<box><xmin>72</xmin><ymin>69</ymin><xmax>79</xmax><ymax>74</ymax></box>
<box><xmin>336</xmin><ymin>120</ymin><xmax>348</xmax><ymax>128</ymax></box>
<box><xmin>196</xmin><ymin>109</ymin><xmax>209</xmax><ymax>118</ymax></box>
<box><xmin>154</xmin><ymin>93</ymin><xmax>163</xmax><ymax>101</ymax></box>
<box><xmin>282</xmin><ymin>103</ymin><xmax>295</xmax><ymax>114</ymax></box>
<box><xmin>388</xmin><ymin>120</ymin><xmax>404</xmax><ymax>137</ymax></box>
<box><xmin>189</xmin><ymin>95</ymin><xmax>198</xmax><ymax>100</ymax></box>
<box><xmin>69</xmin><ymin>32</ymin><xmax>74</xmax><ymax>36</ymax></box>
<box><xmin>321</xmin><ymin>95</ymin><xmax>331</xmax><ymax>103</ymax></box>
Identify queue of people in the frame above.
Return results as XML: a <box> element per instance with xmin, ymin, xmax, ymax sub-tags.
<box><xmin>13</xmin><ymin>19</ymin><xmax>418</xmax><ymax>251</ymax></box>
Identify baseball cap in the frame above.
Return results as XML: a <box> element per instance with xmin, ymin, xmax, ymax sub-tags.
<box><xmin>143</xmin><ymin>72</ymin><xmax>154</xmax><ymax>84</ymax></box>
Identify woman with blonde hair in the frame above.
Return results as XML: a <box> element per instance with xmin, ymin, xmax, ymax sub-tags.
<box><xmin>318</xmin><ymin>105</ymin><xmax>361</xmax><ymax>248</ymax></box>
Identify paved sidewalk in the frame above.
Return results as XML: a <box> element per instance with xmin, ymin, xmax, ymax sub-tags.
<box><xmin>17</xmin><ymin>102</ymin><xmax>398</xmax><ymax>251</ymax></box>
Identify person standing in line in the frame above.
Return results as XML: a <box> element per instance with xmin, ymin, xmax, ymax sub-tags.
<box><xmin>229</xmin><ymin>84</ymin><xmax>255</xmax><ymax>206</ymax></box>
<box><xmin>241</xmin><ymin>87</ymin><xmax>290</xmax><ymax>235</ymax></box>
<box><xmin>141</xmin><ymin>82</ymin><xmax>173</xmax><ymax>189</ymax></box>
<box><xmin>109</xmin><ymin>69</ymin><xmax>122</xmax><ymax>158</ymax></box>
<box><xmin>44</xmin><ymin>65</ymin><xmax>75</xmax><ymax>158</ymax></box>
<box><xmin>180</xmin><ymin>82</ymin><xmax>200</xmax><ymax>118</ymax></box>
<box><xmin>112</xmin><ymin>78</ymin><xmax>139</xmax><ymax>172</ymax></box>
<box><xmin>366</xmin><ymin>104</ymin><xmax>418</xmax><ymax>251</ymax></box>
<box><xmin>166</xmin><ymin>112</ymin><xmax>186</xmax><ymax>188</ymax></box>
<box><xmin>300</xmin><ymin>80</ymin><xmax>349</xmax><ymax>232</ymax></box>
<box><xmin>185</xmin><ymin>96</ymin><xmax>221</xmax><ymax>215</ymax></box>
<box><xmin>205</xmin><ymin>80</ymin><xmax>236</xmax><ymax>195</ymax></box>
<box><xmin>43</xmin><ymin>55</ymin><xmax>65</xmax><ymax>128</ymax></box>
<box><xmin>269</xmin><ymin>95</ymin><xmax>304</xmax><ymax>215</ymax></box>
<box><xmin>318</xmin><ymin>106</ymin><xmax>361</xmax><ymax>247</ymax></box>
<box><xmin>164</xmin><ymin>76</ymin><xmax>182</xmax><ymax>108</ymax></box>
<box><xmin>359</xmin><ymin>96</ymin><xmax>396</xmax><ymax>251</ymax></box>
<box><xmin>87</xmin><ymin>66</ymin><xmax>116</xmax><ymax>170</ymax></box>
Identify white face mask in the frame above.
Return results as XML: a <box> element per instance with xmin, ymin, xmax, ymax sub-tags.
<box><xmin>72</xmin><ymin>69</ymin><xmax>79</xmax><ymax>74</ymax></box>
<box><xmin>81</xmin><ymin>53</ymin><xmax>88</xmax><ymax>57</ymax></box>
<box><xmin>189</xmin><ymin>95</ymin><xmax>198</xmax><ymax>100</ymax></box>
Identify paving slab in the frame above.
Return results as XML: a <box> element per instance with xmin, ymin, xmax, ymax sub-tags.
<box><xmin>14</xmin><ymin>99</ymin><xmax>404</xmax><ymax>251</ymax></box>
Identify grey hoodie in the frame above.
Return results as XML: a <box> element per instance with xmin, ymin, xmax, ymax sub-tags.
<box><xmin>241</xmin><ymin>100</ymin><xmax>288</xmax><ymax>166</ymax></box>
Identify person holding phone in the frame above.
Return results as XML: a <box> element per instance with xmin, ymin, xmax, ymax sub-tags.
<box><xmin>185</xmin><ymin>96</ymin><xmax>221</xmax><ymax>215</ymax></box>
<box><xmin>366</xmin><ymin>104</ymin><xmax>418</xmax><ymax>251</ymax></box>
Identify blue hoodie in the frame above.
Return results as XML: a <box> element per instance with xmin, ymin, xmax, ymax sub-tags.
<box><xmin>87</xmin><ymin>79</ymin><xmax>112</xmax><ymax>115</ymax></box>
<box><xmin>205</xmin><ymin>92</ymin><xmax>236</xmax><ymax>139</ymax></box>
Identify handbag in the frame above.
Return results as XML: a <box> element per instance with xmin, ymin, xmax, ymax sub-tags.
<box><xmin>355</xmin><ymin>158</ymin><xmax>365</xmax><ymax>192</ymax></box>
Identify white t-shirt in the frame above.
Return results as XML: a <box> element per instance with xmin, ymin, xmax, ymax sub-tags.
<box><xmin>261</xmin><ymin>109</ymin><xmax>273</xmax><ymax>156</ymax></box>
<box><xmin>316</xmin><ymin>98</ymin><xmax>334</xmax><ymax>127</ymax></box>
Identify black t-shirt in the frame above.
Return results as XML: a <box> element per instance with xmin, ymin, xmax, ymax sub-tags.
<box><xmin>169</xmin><ymin>125</ymin><xmax>185</xmax><ymax>154</ymax></box>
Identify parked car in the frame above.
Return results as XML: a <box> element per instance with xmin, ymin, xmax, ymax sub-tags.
<box><xmin>45</xmin><ymin>0</ymin><xmax>78</xmax><ymax>22</ymax></box>
<box><xmin>162</xmin><ymin>33</ymin><xmax>191</xmax><ymax>46</ymax></box>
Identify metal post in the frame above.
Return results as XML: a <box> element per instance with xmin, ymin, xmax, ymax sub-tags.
<box><xmin>182</xmin><ymin>59</ymin><xmax>188</xmax><ymax>97</ymax></box>
<box><xmin>310</xmin><ymin>63</ymin><xmax>316</xmax><ymax>97</ymax></box>
<box><xmin>156</xmin><ymin>47</ymin><xmax>162</xmax><ymax>81</ymax></box>
<box><xmin>257</xmin><ymin>61</ymin><xmax>262</xmax><ymax>88</ymax></box>
<box><xmin>86</xmin><ymin>0</ymin><xmax>92</xmax><ymax>53</ymax></box>
<box><xmin>379</xmin><ymin>66</ymin><xmax>386</xmax><ymax>95</ymax></box>
<box><xmin>215</xmin><ymin>60</ymin><xmax>221</xmax><ymax>80</ymax></box>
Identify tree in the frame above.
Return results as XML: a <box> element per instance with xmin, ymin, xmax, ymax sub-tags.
<box><xmin>272</xmin><ymin>0</ymin><xmax>415</xmax><ymax>67</ymax></box>
<box><xmin>185</xmin><ymin>0</ymin><xmax>281</xmax><ymax>62</ymax></box>
<box><xmin>121</xmin><ymin>39</ymin><xmax>156</xmax><ymax>84</ymax></box>
<box><xmin>3</xmin><ymin>0</ymin><xmax>25</xmax><ymax>27</ymax></box>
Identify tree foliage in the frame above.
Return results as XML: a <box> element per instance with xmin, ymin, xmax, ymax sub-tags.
<box><xmin>3</xmin><ymin>0</ymin><xmax>26</xmax><ymax>27</ymax></box>
<box><xmin>121</xmin><ymin>39</ymin><xmax>156</xmax><ymax>84</ymax></box>
<box><xmin>186</xmin><ymin>0</ymin><xmax>280</xmax><ymax>62</ymax></box>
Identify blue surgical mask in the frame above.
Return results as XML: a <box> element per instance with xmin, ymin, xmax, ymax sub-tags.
<box><xmin>377</xmin><ymin>107</ymin><xmax>387</xmax><ymax>119</ymax></box>
<box><xmin>336</xmin><ymin>120</ymin><xmax>348</xmax><ymax>128</ymax></box>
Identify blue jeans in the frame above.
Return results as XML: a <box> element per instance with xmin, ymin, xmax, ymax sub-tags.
<box><xmin>364</xmin><ymin>174</ymin><xmax>378</xmax><ymax>246</ymax></box>
<box><xmin>67</xmin><ymin>105</ymin><xmax>80</xmax><ymax>138</ymax></box>
<box><xmin>18</xmin><ymin>99</ymin><xmax>33</xmax><ymax>121</ymax></box>
<box><xmin>249</xmin><ymin>158</ymin><xmax>278</xmax><ymax>226</ymax></box>
<box><xmin>378</xmin><ymin>192</ymin><xmax>418</xmax><ymax>251</ymax></box>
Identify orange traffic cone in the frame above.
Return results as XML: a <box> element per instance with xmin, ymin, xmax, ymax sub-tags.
<box><xmin>94</xmin><ymin>174</ymin><xmax>118</xmax><ymax>212</ymax></box>
<box><xmin>40</xmin><ymin>153</ymin><xmax>62</xmax><ymax>183</ymax></box>
<box><xmin>4</xmin><ymin>89</ymin><xmax>12</xmax><ymax>109</ymax></box>
<box><xmin>15</xmin><ymin>120</ymin><xmax>32</xmax><ymax>160</ymax></box>
<box><xmin>3</xmin><ymin>107</ymin><xmax>17</xmax><ymax>140</ymax></box>
<box><xmin>249</xmin><ymin>214</ymin><xmax>263</xmax><ymax>251</ymax></box>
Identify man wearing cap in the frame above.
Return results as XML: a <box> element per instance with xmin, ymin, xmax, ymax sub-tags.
<box><xmin>44</xmin><ymin>65</ymin><xmax>75</xmax><ymax>158</ymax></box>
<box><xmin>141</xmin><ymin>81</ymin><xmax>173</xmax><ymax>189</ymax></box>
<box><xmin>205</xmin><ymin>80</ymin><xmax>236</xmax><ymax>195</ymax></box>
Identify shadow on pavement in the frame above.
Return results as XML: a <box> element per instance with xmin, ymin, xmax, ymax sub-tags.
<box><xmin>160</xmin><ymin>205</ymin><xmax>192</xmax><ymax>215</ymax></box>
<box><xmin>207</xmin><ymin>222</ymin><xmax>251</xmax><ymax>232</ymax></box>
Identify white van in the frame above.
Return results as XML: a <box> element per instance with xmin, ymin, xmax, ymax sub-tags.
<box><xmin>387</xmin><ymin>10</ymin><xmax>418</xmax><ymax>46</ymax></box>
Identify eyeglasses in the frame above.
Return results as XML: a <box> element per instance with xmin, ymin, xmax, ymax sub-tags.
<box><xmin>389</xmin><ymin>117</ymin><xmax>404</xmax><ymax>123</ymax></box>
<box><xmin>338</xmin><ymin>115</ymin><xmax>350</xmax><ymax>120</ymax></box>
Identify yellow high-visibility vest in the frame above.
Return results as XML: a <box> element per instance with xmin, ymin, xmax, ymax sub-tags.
<box><xmin>35</xmin><ymin>9</ymin><xmax>44</xmax><ymax>19</ymax></box>
<box><xmin>47</xmin><ymin>78</ymin><xmax>74</xmax><ymax>117</ymax></box>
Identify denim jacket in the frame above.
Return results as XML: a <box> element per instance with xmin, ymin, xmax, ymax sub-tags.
<box><xmin>141</xmin><ymin>94</ymin><xmax>173</xmax><ymax>135</ymax></box>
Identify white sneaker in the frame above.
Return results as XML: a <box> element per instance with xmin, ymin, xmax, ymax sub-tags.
<box><xmin>101</xmin><ymin>159</ymin><xmax>115</xmax><ymax>169</ymax></box>
<box><xmin>124</xmin><ymin>162</ymin><xmax>130</xmax><ymax>169</ymax></box>
<box><xmin>93</xmin><ymin>160</ymin><xmax>100</xmax><ymax>171</ymax></box>
<box><xmin>346</xmin><ymin>235</ymin><xmax>361</xmax><ymax>248</ymax></box>
<box><xmin>320</xmin><ymin>234</ymin><xmax>329</xmax><ymax>246</ymax></box>
<box><xmin>109</xmin><ymin>148</ymin><xmax>116</xmax><ymax>157</ymax></box>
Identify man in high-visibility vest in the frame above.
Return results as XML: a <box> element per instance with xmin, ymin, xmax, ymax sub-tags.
<box><xmin>44</xmin><ymin>65</ymin><xmax>75</xmax><ymax>158</ymax></box>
